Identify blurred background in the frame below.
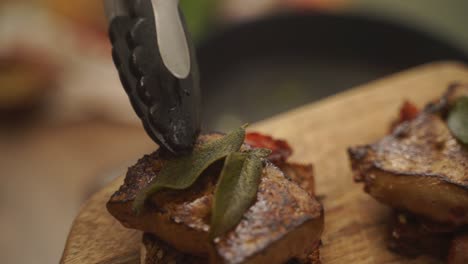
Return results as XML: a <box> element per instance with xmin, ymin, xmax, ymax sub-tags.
<box><xmin>0</xmin><ymin>0</ymin><xmax>467</xmax><ymax>263</ymax></box>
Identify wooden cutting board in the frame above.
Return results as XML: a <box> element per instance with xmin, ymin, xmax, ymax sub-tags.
<box><xmin>61</xmin><ymin>62</ymin><xmax>468</xmax><ymax>264</ymax></box>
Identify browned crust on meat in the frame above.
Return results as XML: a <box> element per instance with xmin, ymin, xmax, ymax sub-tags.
<box><xmin>349</xmin><ymin>113</ymin><xmax>468</xmax><ymax>190</ymax></box>
<box><xmin>108</xmin><ymin>134</ymin><xmax>323</xmax><ymax>264</ymax></box>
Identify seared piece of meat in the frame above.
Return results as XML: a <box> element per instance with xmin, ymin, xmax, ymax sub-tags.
<box><xmin>141</xmin><ymin>233</ymin><xmax>321</xmax><ymax>264</ymax></box>
<box><xmin>350</xmin><ymin>84</ymin><xmax>468</xmax><ymax>262</ymax></box>
<box><xmin>349</xmin><ymin>85</ymin><xmax>468</xmax><ymax>226</ymax></box>
<box><xmin>138</xmin><ymin>159</ymin><xmax>319</xmax><ymax>264</ymax></box>
<box><xmin>448</xmin><ymin>232</ymin><xmax>468</xmax><ymax>264</ymax></box>
<box><xmin>108</xmin><ymin>133</ymin><xmax>324</xmax><ymax>264</ymax></box>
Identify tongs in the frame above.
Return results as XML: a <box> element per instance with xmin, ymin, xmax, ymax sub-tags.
<box><xmin>104</xmin><ymin>0</ymin><xmax>201</xmax><ymax>155</ymax></box>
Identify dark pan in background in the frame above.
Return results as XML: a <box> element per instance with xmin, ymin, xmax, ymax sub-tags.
<box><xmin>197</xmin><ymin>12</ymin><xmax>468</xmax><ymax>130</ymax></box>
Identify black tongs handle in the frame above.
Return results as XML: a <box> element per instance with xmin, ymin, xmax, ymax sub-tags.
<box><xmin>105</xmin><ymin>0</ymin><xmax>201</xmax><ymax>155</ymax></box>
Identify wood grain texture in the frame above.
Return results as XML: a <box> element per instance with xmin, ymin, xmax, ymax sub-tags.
<box><xmin>61</xmin><ymin>61</ymin><xmax>468</xmax><ymax>264</ymax></box>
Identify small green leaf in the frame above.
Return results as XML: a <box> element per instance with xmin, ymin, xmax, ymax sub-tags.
<box><xmin>448</xmin><ymin>97</ymin><xmax>468</xmax><ymax>144</ymax></box>
<box><xmin>133</xmin><ymin>126</ymin><xmax>247</xmax><ymax>214</ymax></box>
<box><xmin>210</xmin><ymin>149</ymin><xmax>269</xmax><ymax>239</ymax></box>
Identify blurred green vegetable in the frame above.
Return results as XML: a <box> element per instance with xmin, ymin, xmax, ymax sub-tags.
<box><xmin>180</xmin><ymin>0</ymin><xmax>217</xmax><ymax>41</ymax></box>
<box><xmin>448</xmin><ymin>96</ymin><xmax>468</xmax><ymax>144</ymax></box>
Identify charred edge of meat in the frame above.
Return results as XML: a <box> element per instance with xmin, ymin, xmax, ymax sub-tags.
<box><xmin>347</xmin><ymin>145</ymin><xmax>373</xmax><ymax>183</ymax></box>
<box><xmin>348</xmin><ymin>144</ymin><xmax>468</xmax><ymax>191</ymax></box>
<box><xmin>348</xmin><ymin>144</ymin><xmax>468</xmax><ymax>225</ymax></box>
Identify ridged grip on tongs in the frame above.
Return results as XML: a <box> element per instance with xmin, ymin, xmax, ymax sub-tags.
<box><xmin>105</xmin><ymin>0</ymin><xmax>201</xmax><ymax>155</ymax></box>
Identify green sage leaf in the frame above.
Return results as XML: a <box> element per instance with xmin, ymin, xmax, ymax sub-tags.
<box><xmin>448</xmin><ymin>96</ymin><xmax>468</xmax><ymax>144</ymax></box>
<box><xmin>133</xmin><ymin>125</ymin><xmax>247</xmax><ymax>214</ymax></box>
<box><xmin>210</xmin><ymin>149</ymin><xmax>270</xmax><ymax>239</ymax></box>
